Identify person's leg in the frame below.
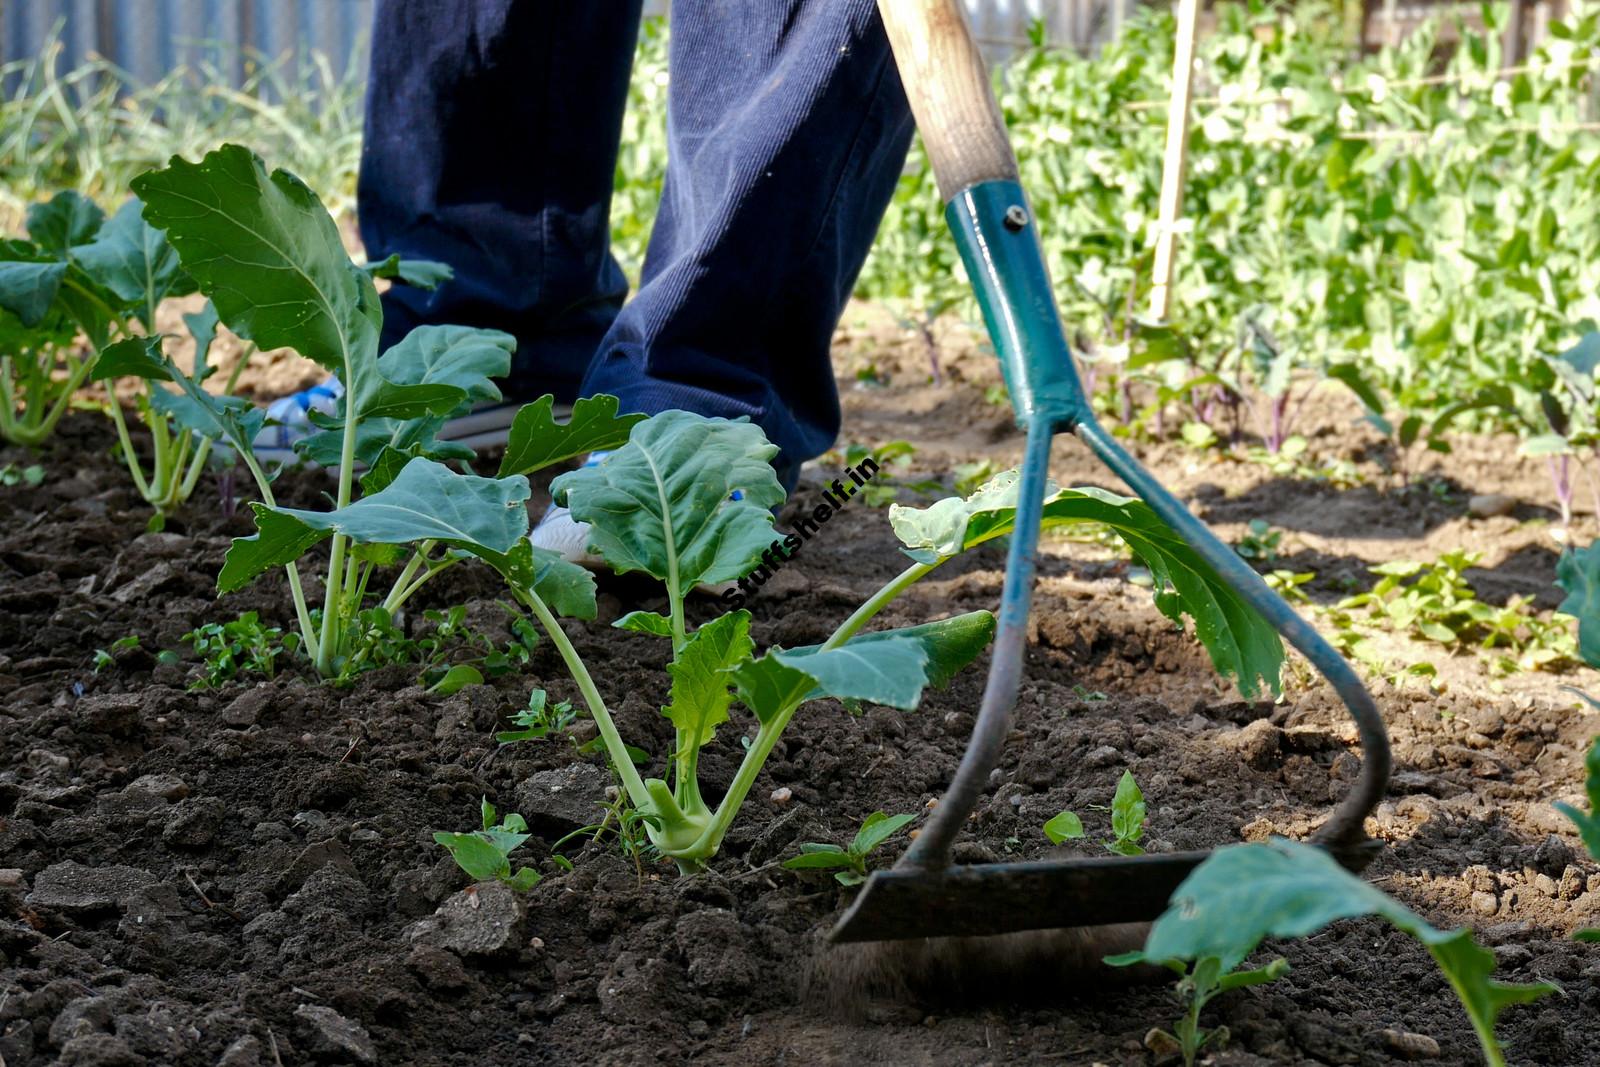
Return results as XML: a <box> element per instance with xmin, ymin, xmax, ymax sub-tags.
<box><xmin>578</xmin><ymin>0</ymin><xmax>915</xmax><ymax>490</ymax></box>
<box><xmin>358</xmin><ymin>0</ymin><xmax>643</xmax><ymax>401</ymax></box>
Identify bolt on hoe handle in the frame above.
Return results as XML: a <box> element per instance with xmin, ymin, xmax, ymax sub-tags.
<box><xmin>834</xmin><ymin>0</ymin><xmax>1392</xmax><ymax>938</ymax></box>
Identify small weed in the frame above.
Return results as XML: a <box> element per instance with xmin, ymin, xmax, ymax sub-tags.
<box><xmin>0</xmin><ymin>463</ymin><xmax>44</xmax><ymax>487</ymax></box>
<box><xmin>1234</xmin><ymin>519</ymin><xmax>1282</xmax><ymax>563</ymax></box>
<box><xmin>182</xmin><ymin>612</ymin><xmax>295</xmax><ymax>688</ymax></box>
<box><xmin>1045</xmin><ymin>770</ymin><xmax>1146</xmax><ymax>855</ymax></box>
<box><xmin>496</xmin><ymin>689</ymin><xmax>578</xmax><ymax>744</ymax></box>
<box><xmin>433</xmin><ymin>797</ymin><xmax>542</xmax><ymax>891</ymax></box>
<box><xmin>1107</xmin><ymin>953</ymin><xmax>1289</xmax><ymax>1067</ymax></box>
<box><xmin>782</xmin><ymin>811</ymin><xmax>916</xmax><ymax>885</ymax></box>
<box><xmin>92</xmin><ymin>634</ymin><xmax>140</xmax><ymax>672</ymax></box>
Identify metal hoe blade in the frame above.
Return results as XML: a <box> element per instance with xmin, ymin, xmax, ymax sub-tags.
<box><xmin>827</xmin><ymin>180</ymin><xmax>1392</xmax><ymax>944</ymax></box>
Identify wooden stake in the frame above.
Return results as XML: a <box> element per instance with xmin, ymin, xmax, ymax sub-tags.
<box><xmin>1147</xmin><ymin>0</ymin><xmax>1200</xmax><ymax>323</ymax></box>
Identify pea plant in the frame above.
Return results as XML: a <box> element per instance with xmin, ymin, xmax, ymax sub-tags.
<box><xmin>111</xmin><ymin>144</ymin><xmax>641</xmax><ymax>681</ymax></box>
<box><xmin>1115</xmin><ymin>838</ymin><xmax>1558</xmax><ymax>1067</ymax></box>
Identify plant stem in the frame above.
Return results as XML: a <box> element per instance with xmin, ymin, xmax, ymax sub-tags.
<box><xmin>315</xmin><ymin>376</ymin><xmax>362</xmax><ymax>675</ymax></box>
<box><xmin>238</xmin><ymin>447</ymin><xmax>320</xmax><ymax>666</ymax></box>
<box><xmin>104</xmin><ymin>390</ymin><xmax>153</xmax><ymax>498</ymax></box>
<box><xmin>516</xmin><ymin>585</ymin><xmax>652</xmax><ymax>810</ymax></box>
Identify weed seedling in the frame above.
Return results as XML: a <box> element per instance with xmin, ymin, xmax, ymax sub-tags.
<box><xmin>1045</xmin><ymin>770</ymin><xmax>1147</xmax><ymax>855</ymax></box>
<box><xmin>1234</xmin><ymin>519</ymin><xmax>1282</xmax><ymax>563</ymax></box>
<box><xmin>433</xmin><ymin>797</ymin><xmax>541</xmax><ymax>891</ymax></box>
<box><xmin>91</xmin><ymin>635</ymin><xmax>140</xmax><ymax>672</ymax></box>
<box><xmin>182</xmin><ymin>612</ymin><xmax>295</xmax><ymax>688</ymax></box>
<box><xmin>1105</xmin><ymin>953</ymin><xmax>1289</xmax><ymax>1067</ymax></box>
<box><xmin>782</xmin><ymin>811</ymin><xmax>916</xmax><ymax>886</ymax></box>
<box><xmin>496</xmin><ymin>689</ymin><xmax>578</xmax><ymax>745</ymax></box>
<box><xmin>0</xmin><ymin>463</ymin><xmax>44</xmax><ymax>487</ymax></box>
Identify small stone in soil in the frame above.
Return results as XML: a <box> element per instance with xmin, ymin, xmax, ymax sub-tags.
<box><xmin>294</xmin><ymin>1004</ymin><xmax>375</xmax><ymax>1064</ymax></box>
<box><xmin>1379</xmin><ymin>1028</ymin><xmax>1442</xmax><ymax>1060</ymax></box>
<box><xmin>515</xmin><ymin>763</ymin><xmax>612</xmax><ymax>831</ymax></box>
<box><xmin>1467</xmin><ymin>493</ymin><xmax>1516</xmax><ymax>518</ymax></box>
<box><xmin>406</xmin><ymin>880</ymin><xmax>527</xmax><ymax>958</ymax></box>
<box><xmin>27</xmin><ymin>861</ymin><xmax>156</xmax><ymax>914</ymax></box>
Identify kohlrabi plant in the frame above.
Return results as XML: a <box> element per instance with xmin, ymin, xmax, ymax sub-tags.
<box><xmin>112</xmin><ymin>145</ymin><xmax>641</xmax><ymax>680</ymax></box>
<box><xmin>538</xmin><ymin>451</ymin><xmax>1283</xmax><ymax>873</ymax></box>
<box><xmin>782</xmin><ymin>811</ymin><xmax>916</xmax><ymax>885</ymax></box>
<box><xmin>1116</xmin><ymin>838</ymin><xmax>1558</xmax><ymax>1067</ymax></box>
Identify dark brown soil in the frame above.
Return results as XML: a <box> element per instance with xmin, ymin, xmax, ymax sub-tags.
<box><xmin>2</xmin><ymin>314</ymin><xmax>1598</xmax><ymax>1066</ymax></box>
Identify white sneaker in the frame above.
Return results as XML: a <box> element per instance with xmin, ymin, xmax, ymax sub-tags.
<box><xmin>252</xmin><ymin>375</ymin><xmax>554</xmax><ymax>465</ymax></box>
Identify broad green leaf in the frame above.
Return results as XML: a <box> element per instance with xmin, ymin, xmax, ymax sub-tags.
<box><xmin>774</xmin><ymin>639</ymin><xmax>929</xmax><ymax>711</ymax></box>
<box><xmin>71</xmin><ymin>198</ymin><xmax>194</xmax><ymax>327</ymax></box>
<box><xmin>852</xmin><ymin>811</ymin><xmax>915</xmax><ymax>856</ymax></box>
<box><xmin>483</xmin><ymin>540</ymin><xmax>597</xmax><ymax>620</ymax></box>
<box><xmin>890</xmin><ymin>471</ymin><xmax>1282</xmax><ymax>698</ymax></box>
<box><xmin>1044</xmin><ymin>810</ymin><xmax>1085</xmax><ymax>843</ymax></box>
<box><xmin>432</xmin><ymin>831</ymin><xmax>509</xmax><ymax>882</ymax></box>
<box><xmin>498</xmin><ymin>393</ymin><xmax>649</xmax><ymax>477</ymax></box>
<box><xmin>1552</xmin><ymin>735</ymin><xmax>1600</xmax><ymax>861</ymax></box>
<box><xmin>1141</xmin><ymin>839</ymin><xmax>1557</xmax><ymax>1055</ymax></box>
<box><xmin>663</xmin><ymin>610</ymin><xmax>754</xmax><ymax>748</ymax></box>
<box><xmin>549</xmin><ymin>411</ymin><xmax>786</xmax><ymax>591</ymax></box>
<box><xmin>788</xmin><ymin>611</ymin><xmax>996</xmax><ymax>691</ymax></box>
<box><xmin>134</xmin><ymin>145</ymin><xmax>379</xmax><ymax>375</ymax></box>
<box><xmin>26</xmin><ymin>192</ymin><xmax>103</xmax><ymax>256</ymax></box>
<box><xmin>614</xmin><ymin>611</ymin><xmax>674</xmax><ymax>637</ymax></box>
<box><xmin>219</xmin><ymin>459</ymin><xmax>531</xmax><ymax>593</ymax></box>
<box><xmin>729</xmin><ymin>653</ymin><xmax>817</xmax><ymax>725</ymax></box>
<box><xmin>363</xmin><ymin>253</ymin><xmax>454</xmax><ymax>290</ymax></box>
<box><xmin>427</xmin><ymin>664</ymin><xmax>483</xmax><ymax>696</ymax></box>
<box><xmin>91</xmin><ymin>336</ymin><xmax>168</xmax><ymax>381</ymax></box>
<box><xmin>1555</xmin><ymin>543</ymin><xmax>1600</xmax><ymax>669</ymax></box>
<box><xmin>0</xmin><ymin>257</ymin><xmax>68</xmax><ymax>327</ymax></box>
<box><xmin>299</xmin><ymin>325</ymin><xmax>514</xmax><ymax>473</ymax></box>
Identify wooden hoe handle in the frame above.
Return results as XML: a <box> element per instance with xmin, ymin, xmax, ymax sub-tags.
<box><xmin>877</xmin><ymin>0</ymin><xmax>1020</xmax><ymax>202</ymax></box>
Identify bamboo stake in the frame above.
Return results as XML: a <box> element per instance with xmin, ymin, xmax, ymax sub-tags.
<box><xmin>1147</xmin><ymin>0</ymin><xmax>1200</xmax><ymax>323</ymax></box>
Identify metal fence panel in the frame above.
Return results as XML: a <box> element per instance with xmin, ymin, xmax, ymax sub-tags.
<box><xmin>1</xmin><ymin>0</ymin><xmax>1136</xmax><ymax>85</ymax></box>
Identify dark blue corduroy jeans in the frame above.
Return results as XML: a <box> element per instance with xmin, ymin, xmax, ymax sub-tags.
<box><xmin>357</xmin><ymin>2</ymin><xmax>915</xmax><ymax>487</ymax></box>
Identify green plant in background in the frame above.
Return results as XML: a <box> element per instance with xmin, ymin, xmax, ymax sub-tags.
<box><xmin>1115</xmin><ymin>839</ymin><xmax>1558</xmax><ymax>1067</ymax></box>
<box><xmin>1233</xmin><ymin>519</ymin><xmax>1283</xmax><ymax>563</ymax></box>
<box><xmin>1106</xmin><ymin>952</ymin><xmax>1289</xmax><ymax>1067</ymax></box>
<box><xmin>782</xmin><ymin>811</ymin><xmax>916</xmax><ymax>885</ymax></box>
<box><xmin>1044</xmin><ymin>769</ymin><xmax>1147</xmax><ymax>855</ymax></box>
<box><xmin>824</xmin><ymin>440</ymin><xmax>943</xmax><ymax>507</ymax></box>
<box><xmin>433</xmin><ymin>797</ymin><xmax>542</xmax><ymax>891</ymax></box>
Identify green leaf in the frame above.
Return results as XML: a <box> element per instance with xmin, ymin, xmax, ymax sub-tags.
<box><xmin>549</xmin><ymin>411</ymin><xmax>786</xmax><ymax>591</ymax></box>
<box><xmin>1555</xmin><ymin>543</ymin><xmax>1600</xmax><ymax>669</ymax></box>
<box><xmin>185</xmin><ymin>301</ymin><xmax>221</xmax><ymax>373</ymax></box>
<box><xmin>773</xmin><ymin>639</ymin><xmax>931</xmax><ymax>711</ymax></box>
<box><xmin>71</xmin><ymin>198</ymin><xmax>193</xmax><ymax>327</ymax></box>
<box><xmin>614</xmin><ymin>611</ymin><xmax>674</xmax><ymax>637</ymax></box>
<box><xmin>363</xmin><ymin>253</ymin><xmax>454</xmax><ymax>289</ymax></box>
<box><xmin>427</xmin><ymin>664</ymin><xmax>484</xmax><ymax>696</ymax></box>
<box><xmin>1141</xmin><ymin>839</ymin><xmax>1557</xmax><ymax>1056</ymax></box>
<box><xmin>504</xmin><ymin>867</ymin><xmax>542</xmax><ymax>891</ymax></box>
<box><xmin>851</xmin><ymin>811</ymin><xmax>915</xmax><ymax>856</ymax></box>
<box><xmin>663</xmin><ymin>610</ymin><xmax>755</xmax><ymax>748</ymax></box>
<box><xmin>890</xmin><ymin>471</ymin><xmax>1282</xmax><ymax>698</ymax></box>
<box><xmin>480</xmin><ymin>796</ymin><xmax>496</xmax><ymax>830</ymax></box>
<box><xmin>729</xmin><ymin>653</ymin><xmax>817</xmax><ymax>725</ymax></box>
<box><xmin>219</xmin><ymin>459</ymin><xmax>531</xmax><ymax>593</ymax></box>
<box><xmin>0</xmin><ymin>257</ymin><xmax>68</xmax><ymax>327</ymax></box>
<box><xmin>498</xmin><ymin>393</ymin><xmax>649</xmax><ymax>477</ymax></box>
<box><xmin>91</xmin><ymin>336</ymin><xmax>169</xmax><ymax>381</ymax></box>
<box><xmin>1552</xmin><ymin>735</ymin><xmax>1600</xmax><ymax>862</ymax></box>
<box><xmin>1108</xmin><ymin>769</ymin><xmax>1146</xmax><ymax>854</ymax></box>
<box><xmin>133</xmin><ymin>144</ymin><xmax>380</xmax><ymax>377</ymax></box>
<box><xmin>1044</xmin><ymin>811</ymin><xmax>1085</xmax><ymax>843</ymax></box>
<box><xmin>781</xmin><ymin>848</ymin><xmax>856</xmax><ymax>871</ymax></box>
<box><xmin>27</xmin><ymin>191</ymin><xmax>104</xmax><ymax>256</ymax></box>
<box><xmin>789</xmin><ymin>612</ymin><xmax>996</xmax><ymax>692</ymax></box>
<box><xmin>432</xmin><ymin>831</ymin><xmax>509</xmax><ymax>882</ymax></box>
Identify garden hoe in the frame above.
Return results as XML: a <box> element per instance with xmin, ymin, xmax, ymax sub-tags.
<box><xmin>827</xmin><ymin>0</ymin><xmax>1393</xmax><ymax>947</ymax></box>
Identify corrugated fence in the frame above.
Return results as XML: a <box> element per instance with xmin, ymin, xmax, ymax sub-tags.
<box><xmin>1</xmin><ymin>0</ymin><xmax>1140</xmax><ymax>86</ymax></box>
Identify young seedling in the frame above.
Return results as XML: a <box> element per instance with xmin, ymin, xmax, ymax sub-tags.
<box><xmin>1105</xmin><ymin>952</ymin><xmax>1289</xmax><ymax>1067</ymax></box>
<box><xmin>1233</xmin><ymin>519</ymin><xmax>1282</xmax><ymax>563</ymax></box>
<box><xmin>496</xmin><ymin>689</ymin><xmax>578</xmax><ymax>745</ymax></box>
<box><xmin>182</xmin><ymin>611</ymin><xmax>296</xmax><ymax>688</ymax></box>
<box><xmin>433</xmin><ymin>797</ymin><xmax>541</xmax><ymax>891</ymax></box>
<box><xmin>782</xmin><ymin>811</ymin><xmax>916</xmax><ymax>886</ymax></box>
<box><xmin>91</xmin><ymin>635</ymin><xmax>140</xmax><ymax>673</ymax></box>
<box><xmin>1044</xmin><ymin>769</ymin><xmax>1147</xmax><ymax>855</ymax></box>
<box><xmin>1120</xmin><ymin>838</ymin><xmax>1557</xmax><ymax>1067</ymax></box>
<box><xmin>0</xmin><ymin>463</ymin><xmax>44</xmax><ymax>487</ymax></box>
